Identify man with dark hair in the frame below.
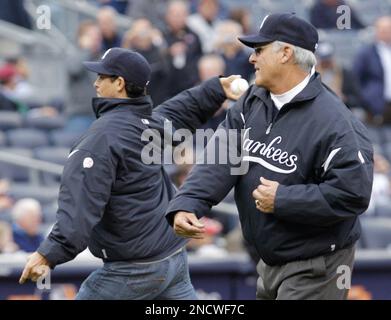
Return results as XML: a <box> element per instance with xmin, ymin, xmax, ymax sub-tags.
<box><xmin>19</xmin><ymin>47</ymin><xmax>241</xmax><ymax>299</ymax></box>
<box><xmin>167</xmin><ymin>13</ymin><xmax>374</xmax><ymax>300</ymax></box>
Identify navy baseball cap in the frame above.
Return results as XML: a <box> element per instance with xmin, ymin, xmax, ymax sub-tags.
<box><xmin>238</xmin><ymin>13</ymin><xmax>319</xmax><ymax>53</ymax></box>
<box><xmin>83</xmin><ymin>47</ymin><xmax>151</xmax><ymax>87</ymax></box>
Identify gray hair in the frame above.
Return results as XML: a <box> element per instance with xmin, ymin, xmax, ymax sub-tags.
<box><xmin>272</xmin><ymin>41</ymin><xmax>317</xmax><ymax>73</ymax></box>
<box><xmin>11</xmin><ymin>198</ymin><xmax>42</xmax><ymax>221</ymax></box>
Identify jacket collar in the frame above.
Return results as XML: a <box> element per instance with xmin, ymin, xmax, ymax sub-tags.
<box><xmin>92</xmin><ymin>96</ymin><xmax>153</xmax><ymax>119</ymax></box>
<box><xmin>253</xmin><ymin>72</ymin><xmax>323</xmax><ymax>107</ymax></box>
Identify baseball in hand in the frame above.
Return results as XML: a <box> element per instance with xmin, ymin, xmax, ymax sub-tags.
<box><xmin>230</xmin><ymin>78</ymin><xmax>249</xmax><ymax>95</ymax></box>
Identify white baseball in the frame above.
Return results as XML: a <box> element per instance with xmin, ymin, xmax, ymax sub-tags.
<box><xmin>230</xmin><ymin>78</ymin><xmax>249</xmax><ymax>95</ymax></box>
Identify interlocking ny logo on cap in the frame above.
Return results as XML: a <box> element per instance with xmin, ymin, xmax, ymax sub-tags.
<box><xmin>102</xmin><ymin>48</ymin><xmax>112</xmax><ymax>60</ymax></box>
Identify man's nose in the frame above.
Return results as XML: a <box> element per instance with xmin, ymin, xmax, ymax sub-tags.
<box><xmin>249</xmin><ymin>52</ymin><xmax>256</xmax><ymax>64</ymax></box>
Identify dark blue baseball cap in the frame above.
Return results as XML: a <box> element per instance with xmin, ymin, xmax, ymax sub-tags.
<box><xmin>83</xmin><ymin>47</ymin><xmax>151</xmax><ymax>87</ymax></box>
<box><xmin>238</xmin><ymin>13</ymin><xmax>319</xmax><ymax>53</ymax></box>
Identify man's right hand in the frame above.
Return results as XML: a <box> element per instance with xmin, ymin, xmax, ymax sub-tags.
<box><xmin>19</xmin><ymin>252</ymin><xmax>50</xmax><ymax>284</ymax></box>
<box><xmin>173</xmin><ymin>211</ymin><xmax>205</xmax><ymax>239</ymax></box>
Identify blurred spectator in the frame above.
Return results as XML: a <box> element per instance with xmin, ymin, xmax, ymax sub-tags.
<box><xmin>163</xmin><ymin>0</ymin><xmax>203</xmax><ymax>97</ymax></box>
<box><xmin>315</xmin><ymin>42</ymin><xmax>364</xmax><ymax>111</ymax></box>
<box><xmin>186</xmin><ymin>217</ymin><xmax>227</xmax><ymax>257</ymax></box>
<box><xmin>96</xmin><ymin>0</ymin><xmax>130</xmax><ymax>14</ymax></box>
<box><xmin>0</xmin><ymin>63</ymin><xmax>29</xmax><ymax>114</ymax></box>
<box><xmin>0</xmin><ymin>221</ymin><xmax>19</xmax><ymax>253</ymax></box>
<box><xmin>97</xmin><ymin>6</ymin><xmax>123</xmax><ymax>52</ymax></box>
<box><xmin>11</xmin><ymin>198</ymin><xmax>44</xmax><ymax>253</ymax></box>
<box><xmin>5</xmin><ymin>57</ymin><xmax>61</xmax><ymax>114</ymax></box>
<box><xmin>122</xmin><ymin>18</ymin><xmax>170</xmax><ymax>104</ymax></box>
<box><xmin>4</xmin><ymin>57</ymin><xmax>35</xmax><ymax>103</ymax></box>
<box><xmin>310</xmin><ymin>0</ymin><xmax>365</xmax><ymax>30</ymax></box>
<box><xmin>198</xmin><ymin>54</ymin><xmax>227</xmax><ymax>131</ymax></box>
<box><xmin>0</xmin><ymin>179</ymin><xmax>13</xmax><ymax>215</ymax></box>
<box><xmin>213</xmin><ymin>20</ymin><xmax>253</xmax><ymax>82</ymax></box>
<box><xmin>0</xmin><ymin>62</ymin><xmax>59</xmax><ymax>117</ymax></box>
<box><xmin>0</xmin><ymin>0</ymin><xmax>32</xmax><ymax>29</ymax></box>
<box><xmin>229</xmin><ymin>7</ymin><xmax>253</xmax><ymax>35</ymax></box>
<box><xmin>65</xmin><ymin>20</ymin><xmax>102</xmax><ymax>133</ymax></box>
<box><xmin>225</xmin><ymin>223</ymin><xmax>259</xmax><ymax>264</ymax></box>
<box><xmin>187</xmin><ymin>0</ymin><xmax>221</xmax><ymax>53</ymax></box>
<box><xmin>353</xmin><ymin>16</ymin><xmax>391</xmax><ymax>124</ymax></box>
<box><xmin>126</xmin><ymin>0</ymin><xmax>169</xmax><ymax>31</ymax></box>
<box><xmin>348</xmin><ymin>286</ymin><xmax>372</xmax><ymax>300</ymax></box>
<box><xmin>367</xmin><ymin>153</ymin><xmax>391</xmax><ymax>214</ymax></box>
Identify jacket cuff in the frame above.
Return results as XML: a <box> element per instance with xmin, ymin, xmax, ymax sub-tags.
<box><xmin>166</xmin><ymin>197</ymin><xmax>210</xmax><ymax>225</ymax></box>
<box><xmin>203</xmin><ymin>76</ymin><xmax>227</xmax><ymax>103</ymax></box>
<box><xmin>37</xmin><ymin>238</ymin><xmax>70</xmax><ymax>269</ymax></box>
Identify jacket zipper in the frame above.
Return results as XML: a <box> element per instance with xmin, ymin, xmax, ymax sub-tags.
<box><xmin>265</xmin><ymin>104</ymin><xmax>293</xmax><ymax>135</ymax></box>
<box><xmin>266</xmin><ymin>123</ymin><xmax>272</xmax><ymax>135</ymax></box>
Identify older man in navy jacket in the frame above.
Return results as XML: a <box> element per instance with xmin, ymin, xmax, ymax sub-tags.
<box><xmin>167</xmin><ymin>13</ymin><xmax>374</xmax><ymax>300</ymax></box>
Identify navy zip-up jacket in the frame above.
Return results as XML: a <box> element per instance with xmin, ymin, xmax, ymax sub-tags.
<box><xmin>38</xmin><ymin>77</ymin><xmax>226</xmax><ymax>267</ymax></box>
<box><xmin>166</xmin><ymin>73</ymin><xmax>374</xmax><ymax>266</ymax></box>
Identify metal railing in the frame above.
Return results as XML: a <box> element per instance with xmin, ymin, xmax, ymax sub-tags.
<box><xmin>26</xmin><ymin>0</ymin><xmax>132</xmax><ymax>43</ymax></box>
<box><xmin>0</xmin><ymin>150</ymin><xmax>63</xmax><ymax>185</ymax></box>
<box><xmin>0</xmin><ymin>19</ymin><xmax>60</xmax><ymax>53</ymax></box>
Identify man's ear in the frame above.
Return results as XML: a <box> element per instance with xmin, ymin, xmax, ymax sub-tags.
<box><xmin>281</xmin><ymin>45</ymin><xmax>294</xmax><ymax>64</ymax></box>
<box><xmin>116</xmin><ymin>76</ymin><xmax>126</xmax><ymax>92</ymax></box>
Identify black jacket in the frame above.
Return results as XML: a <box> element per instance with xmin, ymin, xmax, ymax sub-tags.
<box><xmin>38</xmin><ymin>77</ymin><xmax>226</xmax><ymax>267</ymax></box>
<box><xmin>166</xmin><ymin>73</ymin><xmax>374</xmax><ymax>266</ymax></box>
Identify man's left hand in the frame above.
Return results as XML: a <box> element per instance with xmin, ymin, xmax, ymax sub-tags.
<box><xmin>252</xmin><ymin>177</ymin><xmax>279</xmax><ymax>213</ymax></box>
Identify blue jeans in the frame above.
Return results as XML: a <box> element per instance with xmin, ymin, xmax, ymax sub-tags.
<box><xmin>75</xmin><ymin>248</ymin><xmax>197</xmax><ymax>300</ymax></box>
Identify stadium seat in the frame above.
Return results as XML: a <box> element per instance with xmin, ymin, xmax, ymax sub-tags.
<box><xmin>381</xmin><ymin>143</ymin><xmax>391</xmax><ymax>162</ymax></box>
<box><xmin>8</xmin><ymin>182</ymin><xmax>60</xmax><ymax>205</ymax></box>
<box><xmin>349</xmin><ymin>0</ymin><xmax>391</xmax><ymax>26</ymax></box>
<box><xmin>365</xmin><ymin>125</ymin><xmax>383</xmax><ymax>146</ymax></box>
<box><xmin>318</xmin><ymin>29</ymin><xmax>362</xmax><ymax>68</ymax></box>
<box><xmin>49</xmin><ymin>129</ymin><xmax>82</xmax><ymax>149</ymax></box>
<box><xmin>259</xmin><ymin>0</ymin><xmax>308</xmax><ymax>19</ymax></box>
<box><xmin>374</xmin><ymin>203</ymin><xmax>391</xmax><ymax>218</ymax></box>
<box><xmin>24</xmin><ymin>114</ymin><xmax>66</xmax><ymax>131</ymax></box>
<box><xmin>0</xmin><ymin>131</ymin><xmax>7</xmax><ymax>147</ymax></box>
<box><xmin>34</xmin><ymin>146</ymin><xmax>67</xmax><ymax>185</ymax></box>
<box><xmin>0</xmin><ymin>147</ymin><xmax>34</xmax><ymax>182</ymax></box>
<box><xmin>42</xmin><ymin>202</ymin><xmax>58</xmax><ymax>224</ymax></box>
<box><xmin>7</xmin><ymin>128</ymin><xmax>49</xmax><ymax>149</ymax></box>
<box><xmin>360</xmin><ymin>217</ymin><xmax>391</xmax><ymax>249</ymax></box>
<box><xmin>34</xmin><ymin>146</ymin><xmax>69</xmax><ymax>166</ymax></box>
<box><xmin>381</xmin><ymin>126</ymin><xmax>391</xmax><ymax>144</ymax></box>
<box><xmin>0</xmin><ymin>111</ymin><xmax>23</xmax><ymax>130</ymax></box>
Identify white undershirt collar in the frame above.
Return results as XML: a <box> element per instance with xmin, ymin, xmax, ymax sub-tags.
<box><xmin>270</xmin><ymin>67</ymin><xmax>315</xmax><ymax>110</ymax></box>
